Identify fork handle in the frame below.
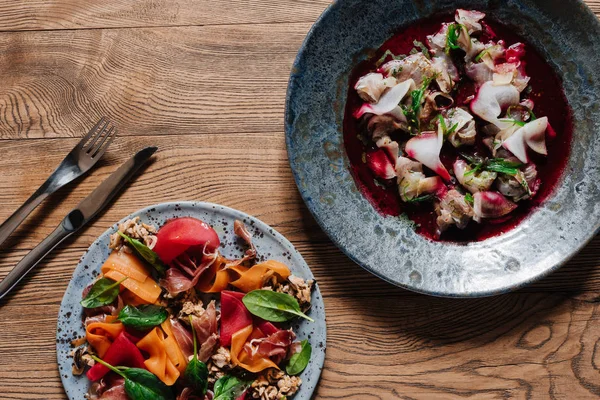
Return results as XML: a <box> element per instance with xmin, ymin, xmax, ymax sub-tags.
<box><xmin>0</xmin><ymin>183</ymin><xmax>52</xmax><ymax>248</ymax></box>
<box><xmin>0</xmin><ymin>210</ymin><xmax>81</xmax><ymax>301</ymax></box>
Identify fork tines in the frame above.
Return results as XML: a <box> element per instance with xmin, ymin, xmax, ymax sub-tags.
<box><xmin>79</xmin><ymin>117</ymin><xmax>118</xmax><ymax>159</ymax></box>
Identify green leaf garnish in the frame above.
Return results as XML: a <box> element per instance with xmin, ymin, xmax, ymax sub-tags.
<box><xmin>90</xmin><ymin>356</ymin><xmax>174</xmax><ymax>400</ymax></box>
<box><xmin>118</xmin><ymin>232</ymin><xmax>165</xmax><ymax>275</ymax></box>
<box><xmin>242</xmin><ymin>290</ymin><xmax>314</xmax><ymax>323</ymax></box>
<box><xmin>461</xmin><ymin>154</ymin><xmax>523</xmax><ymax>177</ymax></box>
<box><xmin>438</xmin><ymin>114</ymin><xmax>459</xmax><ymax>138</ymax></box>
<box><xmin>213</xmin><ymin>376</ymin><xmax>251</xmax><ymax>400</ymax></box>
<box><xmin>445</xmin><ymin>23</ymin><xmax>465</xmax><ymax>54</ymax></box>
<box><xmin>464</xmin><ymin>193</ymin><xmax>474</xmax><ymax>205</ymax></box>
<box><xmin>80</xmin><ymin>277</ymin><xmax>127</xmax><ymax>309</ymax></box>
<box><xmin>413</xmin><ymin>40</ymin><xmax>431</xmax><ymax>59</ymax></box>
<box><xmin>402</xmin><ymin>77</ymin><xmax>434</xmax><ymax>134</ymax></box>
<box><xmin>184</xmin><ymin>316</ymin><xmax>209</xmax><ymax>395</ymax></box>
<box><xmin>118</xmin><ymin>305</ymin><xmax>168</xmax><ymax>330</ymax></box>
<box><xmin>286</xmin><ymin>339</ymin><xmax>312</xmax><ymax>376</ymax></box>
<box><xmin>375</xmin><ymin>49</ymin><xmax>406</xmax><ymax>67</ymax></box>
<box><xmin>406</xmin><ymin>194</ymin><xmax>434</xmax><ymax>203</ymax></box>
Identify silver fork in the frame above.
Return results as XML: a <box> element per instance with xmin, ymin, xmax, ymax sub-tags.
<box><xmin>0</xmin><ymin>117</ymin><xmax>117</xmax><ymax>248</ymax></box>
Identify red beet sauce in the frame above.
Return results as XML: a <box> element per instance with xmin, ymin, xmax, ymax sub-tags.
<box><xmin>343</xmin><ymin>15</ymin><xmax>573</xmax><ymax>242</ymax></box>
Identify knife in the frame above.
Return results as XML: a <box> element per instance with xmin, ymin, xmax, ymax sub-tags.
<box><xmin>0</xmin><ymin>146</ymin><xmax>157</xmax><ymax>301</ymax></box>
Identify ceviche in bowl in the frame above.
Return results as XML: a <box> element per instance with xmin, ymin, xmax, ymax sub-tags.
<box><xmin>285</xmin><ymin>0</ymin><xmax>600</xmax><ymax>296</ymax></box>
<box><xmin>57</xmin><ymin>202</ymin><xmax>326</xmax><ymax>400</ymax></box>
<box><xmin>345</xmin><ymin>9</ymin><xmax>572</xmax><ymax>241</ymax></box>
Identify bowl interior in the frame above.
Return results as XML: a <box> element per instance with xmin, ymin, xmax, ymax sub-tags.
<box><xmin>285</xmin><ymin>0</ymin><xmax>600</xmax><ymax>297</ymax></box>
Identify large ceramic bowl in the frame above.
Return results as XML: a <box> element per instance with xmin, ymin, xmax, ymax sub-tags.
<box><xmin>285</xmin><ymin>0</ymin><xmax>600</xmax><ymax>297</ymax></box>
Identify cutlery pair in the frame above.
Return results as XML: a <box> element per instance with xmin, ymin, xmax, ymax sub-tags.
<box><xmin>0</xmin><ymin>118</ymin><xmax>157</xmax><ymax>300</ymax></box>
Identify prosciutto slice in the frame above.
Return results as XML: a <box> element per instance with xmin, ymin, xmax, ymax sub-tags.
<box><xmin>159</xmin><ymin>248</ymin><xmax>217</xmax><ymax>296</ymax></box>
<box><xmin>245</xmin><ymin>329</ymin><xmax>296</xmax><ymax>365</ymax></box>
<box><xmin>192</xmin><ymin>301</ymin><xmax>218</xmax><ymax>345</ymax></box>
<box><xmin>170</xmin><ymin>318</ymin><xmax>194</xmax><ymax>360</ymax></box>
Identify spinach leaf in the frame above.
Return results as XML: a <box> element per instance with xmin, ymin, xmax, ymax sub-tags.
<box><xmin>213</xmin><ymin>376</ymin><xmax>251</xmax><ymax>400</ymax></box>
<box><xmin>118</xmin><ymin>305</ymin><xmax>168</xmax><ymax>330</ymax></box>
<box><xmin>184</xmin><ymin>316</ymin><xmax>209</xmax><ymax>395</ymax></box>
<box><xmin>286</xmin><ymin>339</ymin><xmax>312</xmax><ymax>376</ymax></box>
<box><xmin>118</xmin><ymin>232</ymin><xmax>165</xmax><ymax>275</ymax></box>
<box><xmin>242</xmin><ymin>290</ymin><xmax>314</xmax><ymax>323</ymax></box>
<box><xmin>91</xmin><ymin>356</ymin><xmax>174</xmax><ymax>400</ymax></box>
<box><xmin>80</xmin><ymin>277</ymin><xmax>127</xmax><ymax>308</ymax></box>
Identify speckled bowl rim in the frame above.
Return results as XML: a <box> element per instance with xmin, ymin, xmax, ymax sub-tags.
<box><xmin>285</xmin><ymin>0</ymin><xmax>600</xmax><ymax>298</ymax></box>
<box><xmin>56</xmin><ymin>201</ymin><xmax>326</xmax><ymax>400</ymax></box>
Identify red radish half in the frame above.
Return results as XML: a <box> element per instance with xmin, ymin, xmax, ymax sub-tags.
<box><xmin>220</xmin><ymin>291</ymin><xmax>253</xmax><ymax>347</ymax></box>
<box><xmin>405</xmin><ymin>130</ymin><xmax>451</xmax><ymax>181</ymax></box>
<box><xmin>153</xmin><ymin>217</ymin><xmax>220</xmax><ymax>264</ymax></box>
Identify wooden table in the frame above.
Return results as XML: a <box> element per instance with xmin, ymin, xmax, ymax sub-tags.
<box><xmin>0</xmin><ymin>1</ymin><xmax>599</xmax><ymax>398</ymax></box>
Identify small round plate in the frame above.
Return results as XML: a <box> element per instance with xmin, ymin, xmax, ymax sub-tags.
<box><xmin>285</xmin><ymin>0</ymin><xmax>600</xmax><ymax>297</ymax></box>
<box><xmin>57</xmin><ymin>201</ymin><xmax>326</xmax><ymax>399</ymax></box>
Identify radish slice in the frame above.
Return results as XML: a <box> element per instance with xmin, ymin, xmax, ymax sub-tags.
<box><xmin>470</xmin><ymin>82</ymin><xmax>520</xmax><ymax>126</ymax></box>
<box><xmin>354</xmin><ymin>79</ymin><xmax>415</xmax><ymax>119</ymax></box>
<box><xmin>405</xmin><ymin>130</ymin><xmax>451</xmax><ymax>181</ymax></box>
<box><xmin>502</xmin><ymin>117</ymin><xmax>548</xmax><ymax>163</ymax></box>
<box><xmin>366</xmin><ymin>148</ymin><xmax>397</xmax><ymax>180</ymax></box>
<box><xmin>473</xmin><ymin>192</ymin><xmax>518</xmax><ymax>222</ymax></box>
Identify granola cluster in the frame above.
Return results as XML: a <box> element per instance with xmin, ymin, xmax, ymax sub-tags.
<box><xmin>108</xmin><ymin>217</ymin><xmax>158</xmax><ymax>250</ymax></box>
<box><xmin>249</xmin><ymin>369</ymin><xmax>302</xmax><ymax>400</ymax></box>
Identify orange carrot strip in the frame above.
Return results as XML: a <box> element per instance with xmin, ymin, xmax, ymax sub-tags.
<box><xmin>160</xmin><ymin>320</ymin><xmax>188</xmax><ymax>372</ymax></box>
<box><xmin>136</xmin><ymin>327</ymin><xmax>180</xmax><ymax>386</ymax></box>
<box><xmin>230</xmin><ymin>260</ymin><xmax>291</xmax><ymax>293</ymax></box>
<box><xmin>101</xmin><ymin>251</ymin><xmax>150</xmax><ymax>283</ymax></box>
<box><xmin>86</xmin><ymin>320</ymin><xmax>124</xmax><ymax>358</ymax></box>
<box><xmin>103</xmin><ymin>270</ymin><xmax>161</xmax><ymax>304</ymax></box>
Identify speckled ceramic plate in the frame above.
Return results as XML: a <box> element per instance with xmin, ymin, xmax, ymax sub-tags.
<box><xmin>57</xmin><ymin>201</ymin><xmax>326</xmax><ymax>399</ymax></box>
<box><xmin>285</xmin><ymin>0</ymin><xmax>600</xmax><ymax>297</ymax></box>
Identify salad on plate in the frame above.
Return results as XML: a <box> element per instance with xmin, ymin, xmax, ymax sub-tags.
<box><xmin>70</xmin><ymin>216</ymin><xmax>315</xmax><ymax>400</ymax></box>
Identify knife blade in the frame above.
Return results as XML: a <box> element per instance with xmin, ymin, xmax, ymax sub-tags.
<box><xmin>0</xmin><ymin>147</ymin><xmax>157</xmax><ymax>301</ymax></box>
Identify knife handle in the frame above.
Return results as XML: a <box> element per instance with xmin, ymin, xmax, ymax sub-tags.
<box><xmin>0</xmin><ymin>184</ymin><xmax>51</xmax><ymax>248</ymax></box>
<box><xmin>0</xmin><ymin>210</ymin><xmax>84</xmax><ymax>301</ymax></box>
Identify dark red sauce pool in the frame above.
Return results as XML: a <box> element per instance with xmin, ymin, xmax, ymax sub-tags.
<box><xmin>343</xmin><ymin>15</ymin><xmax>573</xmax><ymax>242</ymax></box>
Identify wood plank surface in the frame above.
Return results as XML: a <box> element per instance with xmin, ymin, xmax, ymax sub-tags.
<box><xmin>0</xmin><ymin>1</ymin><xmax>599</xmax><ymax>399</ymax></box>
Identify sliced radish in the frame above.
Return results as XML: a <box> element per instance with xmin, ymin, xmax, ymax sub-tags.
<box><xmin>473</xmin><ymin>192</ymin><xmax>518</xmax><ymax>222</ymax></box>
<box><xmin>366</xmin><ymin>148</ymin><xmax>397</xmax><ymax>180</ymax></box>
<box><xmin>405</xmin><ymin>130</ymin><xmax>451</xmax><ymax>181</ymax></box>
<box><xmin>470</xmin><ymin>82</ymin><xmax>520</xmax><ymax>126</ymax></box>
<box><xmin>502</xmin><ymin>117</ymin><xmax>548</xmax><ymax>163</ymax></box>
<box><xmin>354</xmin><ymin>79</ymin><xmax>415</xmax><ymax>119</ymax></box>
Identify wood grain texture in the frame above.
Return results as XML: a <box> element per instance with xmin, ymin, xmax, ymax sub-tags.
<box><xmin>0</xmin><ymin>1</ymin><xmax>599</xmax><ymax>399</ymax></box>
<box><xmin>0</xmin><ymin>0</ymin><xmax>332</xmax><ymax>31</ymax></box>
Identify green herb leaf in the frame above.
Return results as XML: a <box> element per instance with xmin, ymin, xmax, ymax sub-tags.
<box><xmin>485</xmin><ymin>159</ymin><xmax>523</xmax><ymax>176</ymax></box>
<box><xmin>184</xmin><ymin>358</ymin><xmax>209</xmax><ymax>395</ymax></box>
<box><xmin>242</xmin><ymin>290</ymin><xmax>314</xmax><ymax>323</ymax></box>
<box><xmin>118</xmin><ymin>232</ymin><xmax>166</xmax><ymax>275</ymax></box>
<box><xmin>118</xmin><ymin>305</ymin><xmax>168</xmax><ymax>330</ymax></box>
<box><xmin>438</xmin><ymin>114</ymin><xmax>459</xmax><ymax>138</ymax></box>
<box><xmin>413</xmin><ymin>40</ymin><xmax>431</xmax><ymax>59</ymax></box>
<box><xmin>464</xmin><ymin>193</ymin><xmax>474</xmax><ymax>205</ymax></box>
<box><xmin>406</xmin><ymin>194</ymin><xmax>434</xmax><ymax>203</ymax></box>
<box><xmin>123</xmin><ymin>368</ymin><xmax>175</xmax><ymax>400</ymax></box>
<box><xmin>286</xmin><ymin>340</ymin><xmax>312</xmax><ymax>376</ymax></box>
<box><xmin>474</xmin><ymin>48</ymin><xmax>488</xmax><ymax>62</ymax></box>
<box><xmin>91</xmin><ymin>356</ymin><xmax>174</xmax><ymax>400</ymax></box>
<box><xmin>80</xmin><ymin>277</ymin><xmax>127</xmax><ymax>308</ymax></box>
<box><xmin>213</xmin><ymin>376</ymin><xmax>251</xmax><ymax>400</ymax></box>
<box><xmin>375</xmin><ymin>49</ymin><xmax>406</xmax><ymax>67</ymax></box>
<box><xmin>183</xmin><ymin>315</ymin><xmax>209</xmax><ymax>395</ymax></box>
<box><xmin>403</xmin><ymin>77</ymin><xmax>434</xmax><ymax>134</ymax></box>
<box><xmin>445</xmin><ymin>23</ymin><xmax>464</xmax><ymax>54</ymax></box>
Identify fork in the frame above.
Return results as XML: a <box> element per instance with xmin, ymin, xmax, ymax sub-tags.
<box><xmin>0</xmin><ymin>117</ymin><xmax>117</xmax><ymax>248</ymax></box>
